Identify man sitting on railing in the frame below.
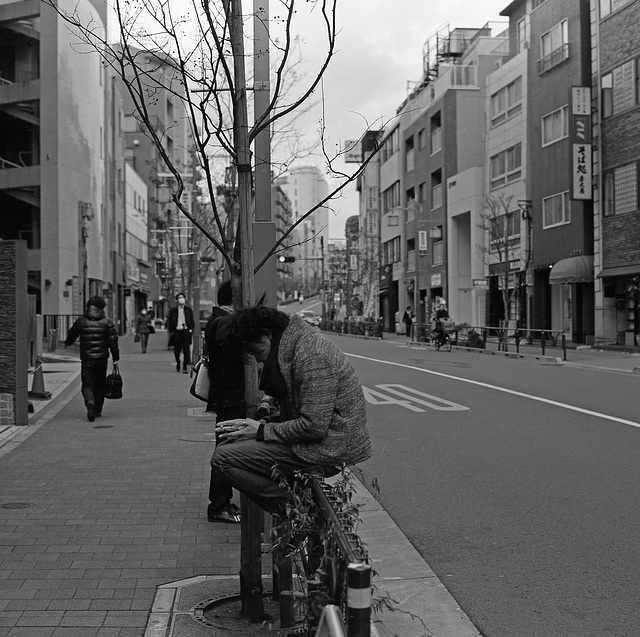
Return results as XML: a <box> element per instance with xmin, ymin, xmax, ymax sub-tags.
<box><xmin>210</xmin><ymin>305</ymin><xmax>372</xmax><ymax>515</ymax></box>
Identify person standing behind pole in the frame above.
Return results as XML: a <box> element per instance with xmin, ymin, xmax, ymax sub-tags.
<box><xmin>64</xmin><ymin>295</ymin><xmax>119</xmax><ymax>422</ymax></box>
<box><xmin>167</xmin><ymin>292</ymin><xmax>194</xmax><ymax>373</ymax></box>
<box><xmin>203</xmin><ymin>280</ymin><xmax>245</xmax><ymax>523</ymax></box>
<box><xmin>135</xmin><ymin>308</ymin><xmax>153</xmax><ymax>353</ymax></box>
<box><xmin>402</xmin><ymin>306</ymin><xmax>413</xmax><ymax>337</ymax></box>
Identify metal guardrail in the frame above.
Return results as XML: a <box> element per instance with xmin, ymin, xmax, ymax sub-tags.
<box><xmin>320</xmin><ymin>320</ymin><xmax>383</xmax><ymax>339</ymax></box>
<box><xmin>412</xmin><ymin>323</ymin><xmax>568</xmax><ymax>360</ymax></box>
<box><xmin>274</xmin><ymin>476</ymin><xmax>371</xmax><ymax>637</ymax></box>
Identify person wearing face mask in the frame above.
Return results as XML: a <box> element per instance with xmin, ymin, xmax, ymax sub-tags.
<box><xmin>135</xmin><ymin>307</ymin><xmax>153</xmax><ymax>353</ymax></box>
<box><xmin>166</xmin><ymin>292</ymin><xmax>195</xmax><ymax>373</ymax></box>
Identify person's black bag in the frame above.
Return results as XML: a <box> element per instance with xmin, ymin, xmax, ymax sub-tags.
<box><xmin>105</xmin><ymin>363</ymin><xmax>123</xmax><ymax>399</ymax></box>
<box><xmin>134</xmin><ymin>333</ymin><xmax>140</xmax><ymax>343</ymax></box>
<box><xmin>148</xmin><ymin>324</ymin><xmax>155</xmax><ymax>334</ymax></box>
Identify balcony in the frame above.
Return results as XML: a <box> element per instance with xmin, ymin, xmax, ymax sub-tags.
<box><xmin>537</xmin><ymin>43</ymin><xmax>569</xmax><ymax>75</ymax></box>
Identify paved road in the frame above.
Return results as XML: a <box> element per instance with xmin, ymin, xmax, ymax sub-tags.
<box><xmin>334</xmin><ymin>335</ymin><xmax>640</xmax><ymax>637</ymax></box>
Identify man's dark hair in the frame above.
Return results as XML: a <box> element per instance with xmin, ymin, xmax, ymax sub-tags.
<box><xmin>219</xmin><ymin>305</ymin><xmax>290</xmax><ymax>346</ymax></box>
<box><xmin>217</xmin><ymin>280</ymin><xmax>233</xmax><ymax>306</ymax></box>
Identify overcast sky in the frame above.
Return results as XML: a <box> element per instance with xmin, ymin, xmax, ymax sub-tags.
<box><xmin>290</xmin><ymin>0</ymin><xmax>508</xmax><ymax>236</ymax></box>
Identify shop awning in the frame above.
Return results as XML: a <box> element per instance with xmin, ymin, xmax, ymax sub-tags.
<box><xmin>549</xmin><ymin>255</ymin><xmax>594</xmax><ymax>285</ymax></box>
<box><xmin>597</xmin><ymin>264</ymin><xmax>640</xmax><ymax>278</ymax></box>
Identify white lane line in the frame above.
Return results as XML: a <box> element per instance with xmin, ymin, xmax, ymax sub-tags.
<box><xmin>348</xmin><ymin>353</ymin><xmax>640</xmax><ymax>429</ymax></box>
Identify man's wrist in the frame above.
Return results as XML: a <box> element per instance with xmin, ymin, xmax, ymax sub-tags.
<box><xmin>257</xmin><ymin>420</ymin><xmax>266</xmax><ymax>441</ymax></box>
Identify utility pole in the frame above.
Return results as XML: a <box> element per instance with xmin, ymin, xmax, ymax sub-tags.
<box><xmin>229</xmin><ymin>0</ymin><xmax>263</xmax><ymax>622</ymax></box>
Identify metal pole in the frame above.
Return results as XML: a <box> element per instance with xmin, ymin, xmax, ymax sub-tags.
<box><xmin>346</xmin><ymin>562</ymin><xmax>371</xmax><ymax>637</ymax></box>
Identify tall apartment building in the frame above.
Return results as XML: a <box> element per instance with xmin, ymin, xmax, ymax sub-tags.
<box><xmin>274</xmin><ymin>166</ymin><xmax>329</xmax><ymax>297</ymax></box>
<box><xmin>593</xmin><ymin>0</ymin><xmax>640</xmax><ymax>347</ymax></box>
<box><xmin>377</xmin><ymin>24</ymin><xmax>508</xmax><ymax>332</ymax></box>
<box><xmin>0</xmin><ymin>0</ymin><xmax>124</xmax><ymax>324</ymax></box>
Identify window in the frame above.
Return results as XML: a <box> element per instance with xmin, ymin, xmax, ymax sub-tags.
<box><xmin>418</xmin><ymin>128</ymin><xmax>426</xmax><ymax>149</ymax></box>
<box><xmin>418</xmin><ymin>182</ymin><xmax>427</xmax><ymax>203</ymax></box>
<box><xmin>490</xmin><ymin>212</ymin><xmax>521</xmax><ymax>246</ymax></box>
<box><xmin>542</xmin><ymin>106</ymin><xmax>569</xmax><ymax>146</ymax></box>
<box><xmin>600</xmin><ymin>0</ymin><xmax>634</xmax><ymax>18</ymax></box>
<box><xmin>516</xmin><ymin>17</ymin><xmax>527</xmax><ymax>54</ymax></box>
<box><xmin>490</xmin><ymin>144</ymin><xmax>522</xmax><ymax>189</ymax></box>
<box><xmin>382</xmin><ymin>237</ymin><xmax>401</xmax><ymax>264</ymax></box>
<box><xmin>603</xmin><ymin>163</ymin><xmax>638</xmax><ymax>216</ymax></box>
<box><xmin>432</xmin><ymin>241</ymin><xmax>444</xmax><ymax>266</ymax></box>
<box><xmin>542</xmin><ymin>191</ymin><xmax>571</xmax><ymax>228</ymax></box>
<box><xmin>602</xmin><ymin>59</ymin><xmax>640</xmax><ymax>118</ymax></box>
<box><xmin>406</xmin><ymin>188</ymin><xmax>416</xmax><ymax>222</ymax></box>
<box><xmin>430</xmin><ymin>112</ymin><xmax>442</xmax><ymax>154</ymax></box>
<box><xmin>382</xmin><ymin>181</ymin><xmax>401</xmax><ymax>214</ymax></box>
<box><xmin>538</xmin><ymin>20</ymin><xmax>569</xmax><ymax>74</ymax></box>
<box><xmin>381</xmin><ymin>127</ymin><xmax>400</xmax><ymax>163</ymax></box>
<box><xmin>431</xmin><ymin>170</ymin><xmax>442</xmax><ymax>209</ymax></box>
<box><xmin>405</xmin><ymin>136</ymin><xmax>415</xmax><ymax>172</ymax></box>
<box><xmin>490</xmin><ymin>77</ymin><xmax>523</xmax><ymax>126</ymax></box>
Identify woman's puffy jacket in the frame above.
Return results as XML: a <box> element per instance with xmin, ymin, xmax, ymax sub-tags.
<box><xmin>65</xmin><ymin>306</ymin><xmax>120</xmax><ymax>362</ymax></box>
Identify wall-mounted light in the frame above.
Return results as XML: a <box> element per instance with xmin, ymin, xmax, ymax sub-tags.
<box><xmin>65</xmin><ymin>279</ymin><xmax>73</xmax><ymax>287</ymax></box>
<box><xmin>45</xmin><ymin>279</ymin><xmax>52</xmax><ymax>287</ymax></box>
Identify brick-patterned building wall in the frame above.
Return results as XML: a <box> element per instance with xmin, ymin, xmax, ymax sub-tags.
<box><xmin>602</xmin><ymin>215</ymin><xmax>640</xmax><ymax>267</ymax></box>
<box><xmin>0</xmin><ymin>241</ymin><xmax>29</xmax><ymax>425</ymax></box>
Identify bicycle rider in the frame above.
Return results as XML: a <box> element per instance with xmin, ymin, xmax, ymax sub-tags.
<box><xmin>434</xmin><ymin>303</ymin><xmax>450</xmax><ymax>345</ymax></box>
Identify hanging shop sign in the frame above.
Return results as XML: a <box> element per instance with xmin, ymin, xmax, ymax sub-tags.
<box><xmin>570</xmin><ymin>86</ymin><xmax>592</xmax><ymax>201</ymax></box>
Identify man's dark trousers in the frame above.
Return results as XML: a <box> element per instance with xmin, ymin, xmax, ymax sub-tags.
<box><xmin>172</xmin><ymin>330</ymin><xmax>191</xmax><ymax>369</ymax></box>
<box><xmin>81</xmin><ymin>359</ymin><xmax>108</xmax><ymax>413</ymax></box>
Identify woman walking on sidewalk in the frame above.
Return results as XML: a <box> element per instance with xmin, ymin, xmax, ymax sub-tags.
<box><xmin>135</xmin><ymin>308</ymin><xmax>153</xmax><ymax>353</ymax></box>
<box><xmin>64</xmin><ymin>296</ymin><xmax>120</xmax><ymax>422</ymax></box>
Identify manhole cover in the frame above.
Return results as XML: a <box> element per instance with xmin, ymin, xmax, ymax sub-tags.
<box><xmin>1</xmin><ymin>502</ymin><xmax>35</xmax><ymax>509</ymax></box>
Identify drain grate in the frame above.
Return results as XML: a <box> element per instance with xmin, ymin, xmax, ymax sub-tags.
<box><xmin>1</xmin><ymin>502</ymin><xmax>35</xmax><ymax>509</ymax></box>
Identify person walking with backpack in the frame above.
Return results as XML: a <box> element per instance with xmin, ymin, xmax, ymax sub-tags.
<box><xmin>64</xmin><ymin>296</ymin><xmax>120</xmax><ymax>422</ymax></box>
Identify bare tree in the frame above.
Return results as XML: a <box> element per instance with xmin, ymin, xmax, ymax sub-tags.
<box><xmin>43</xmin><ymin>0</ymin><xmax>384</xmax><ymax>621</ymax></box>
<box><xmin>477</xmin><ymin>194</ymin><xmax>529</xmax><ymax>349</ymax></box>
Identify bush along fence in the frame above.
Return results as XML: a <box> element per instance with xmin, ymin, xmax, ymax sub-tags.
<box><xmin>319</xmin><ymin>319</ymin><xmax>384</xmax><ymax>339</ymax></box>
<box><xmin>267</xmin><ymin>470</ymin><xmax>373</xmax><ymax>636</ymax></box>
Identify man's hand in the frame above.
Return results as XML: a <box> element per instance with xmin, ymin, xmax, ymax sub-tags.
<box><xmin>215</xmin><ymin>418</ymin><xmax>259</xmax><ymax>442</ymax></box>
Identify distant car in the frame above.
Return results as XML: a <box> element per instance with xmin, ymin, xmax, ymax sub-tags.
<box><xmin>298</xmin><ymin>310</ymin><xmax>320</xmax><ymax>327</ymax></box>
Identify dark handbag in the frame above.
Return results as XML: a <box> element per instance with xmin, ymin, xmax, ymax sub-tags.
<box><xmin>148</xmin><ymin>324</ymin><xmax>155</xmax><ymax>334</ymax></box>
<box><xmin>105</xmin><ymin>363</ymin><xmax>123</xmax><ymax>399</ymax></box>
<box><xmin>189</xmin><ymin>357</ymin><xmax>210</xmax><ymax>402</ymax></box>
<box><xmin>134</xmin><ymin>333</ymin><xmax>140</xmax><ymax>343</ymax></box>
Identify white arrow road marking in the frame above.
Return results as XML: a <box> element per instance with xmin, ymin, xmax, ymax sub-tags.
<box><xmin>363</xmin><ymin>386</ymin><xmax>425</xmax><ymax>412</ymax></box>
<box><xmin>350</xmin><ymin>353</ymin><xmax>640</xmax><ymax>429</ymax></box>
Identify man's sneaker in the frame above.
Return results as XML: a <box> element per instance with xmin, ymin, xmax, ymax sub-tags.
<box><xmin>87</xmin><ymin>403</ymin><xmax>96</xmax><ymax>422</ymax></box>
<box><xmin>176</xmin><ymin>363</ymin><xmax>181</xmax><ymax>372</ymax></box>
<box><xmin>208</xmin><ymin>504</ymin><xmax>241</xmax><ymax>523</ymax></box>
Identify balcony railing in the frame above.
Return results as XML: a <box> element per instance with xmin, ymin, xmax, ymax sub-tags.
<box><xmin>537</xmin><ymin>43</ymin><xmax>570</xmax><ymax>74</ymax></box>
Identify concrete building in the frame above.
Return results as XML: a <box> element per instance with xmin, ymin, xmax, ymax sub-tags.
<box><xmin>0</xmin><ymin>0</ymin><xmax>122</xmax><ymax>324</ymax></box>
<box><xmin>274</xmin><ymin>166</ymin><xmax>329</xmax><ymax>298</ymax></box>
<box><xmin>592</xmin><ymin>0</ymin><xmax>640</xmax><ymax>346</ymax></box>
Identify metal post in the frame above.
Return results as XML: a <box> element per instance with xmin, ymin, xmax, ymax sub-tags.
<box><xmin>346</xmin><ymin>562</ymin><xmax>371</xmax><ymax>637</ymax></box>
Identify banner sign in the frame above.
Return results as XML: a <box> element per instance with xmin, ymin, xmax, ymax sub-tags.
<box><xmin>570</xmin><ymin>86</ymin><xmax>592</xmax><ymax>200</ymax></box>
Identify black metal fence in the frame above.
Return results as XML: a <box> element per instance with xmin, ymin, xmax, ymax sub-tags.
<box><xmin>42</xmin><ymin>315</ymin><xmax>80</xmax><ymax>352</ymax></box>
<box><xmin>413</xmin><ymin>323</ymin><xmax>567</xmax><ymax>360</ymax></box>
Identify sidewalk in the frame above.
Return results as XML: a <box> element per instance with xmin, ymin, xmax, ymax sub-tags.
<box><xmin>0</xmin><ymin>332</ymin><xmax>478</xmax><ymax>637</ymax></box>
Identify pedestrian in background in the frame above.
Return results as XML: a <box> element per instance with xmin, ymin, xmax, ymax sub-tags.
<box><xmin>202</xmin><ymin>280</ymin><xmax>245</xmax><ymax>523</ymax></box>
<box><xmin>135</xmin><ymin>308</ymin><xmax>153</xmax><ymax>353</ymax></box>
<box><xmin>166</xmin><ymin>292</ymin><xmax>194</xmax><ymax>373</ymax></box>
<box><xmin>64</xmin><ymin>295</ymin><xmax>119</xmax><ymax>422</ymax></box>
<box><xmin>402</xmin><ymin>306</ymin><xmax>413</xmax><ymax>337</ymax></box>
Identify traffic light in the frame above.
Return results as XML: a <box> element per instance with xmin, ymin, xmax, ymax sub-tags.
<box><xmin>278</xmin><ymin>256</ymin><xmax>295</xmax><ymax>263</ymax></box>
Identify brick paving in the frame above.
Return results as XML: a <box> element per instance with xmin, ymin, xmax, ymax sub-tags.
<box><xmin>0</xmin><ymin>333</ymin><xmax>240</xmax><ymax>636</ymax></box>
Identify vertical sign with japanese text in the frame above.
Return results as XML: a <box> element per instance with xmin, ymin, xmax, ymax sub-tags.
<box><xmin>570</xmin><ymin>86</ymin><xmax>592</xmax><ymax>200</ymax></box>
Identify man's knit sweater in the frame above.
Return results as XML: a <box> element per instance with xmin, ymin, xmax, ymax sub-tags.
<box><xmin>261</xmin><ymin>315</ymin><xmax>372</xmax><ymax>467</ymax></box>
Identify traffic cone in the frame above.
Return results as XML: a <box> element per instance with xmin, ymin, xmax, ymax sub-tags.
<box><xmin>29</xmin><ymin>356</ymin><xmax>52</xmax><ymax>400</ymax></box>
